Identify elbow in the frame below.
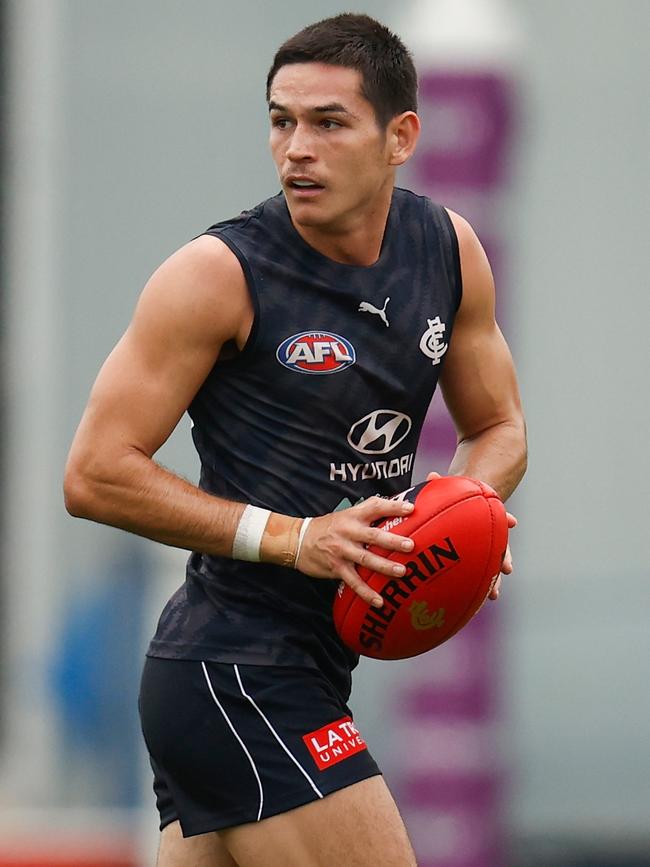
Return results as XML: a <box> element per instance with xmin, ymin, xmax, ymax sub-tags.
<box><xmin>517</xmin><ymin>444</ymin><xmax>528</xmax><ymax>486</ymax></box>
<box><xmin>512</xmin><ymin>415</ymin><xmax>528</xmax><ymax>485</ymax></box>
<box><xmin>491</xmin><ymin>414</ymin><xmax>528</xmax><ymax>494</ymax></box>
<box><xmin>63</xmin><ymin>460</ymin><xmax>95</xmax><ymax>518</ymax></box>
<box><xmin>64</xmin><ymin>444</ymin><xmax>138</xmax><ymax>522</ymax></box>
<box><xmin>519</xmin><ymin>416</ymin><xmax>528</xmax><ymax>469</ymax></box>
<box><xmin>63</xmin><ymin>448</ymin><xmax>114</xmax><ymax>520</ymax></box>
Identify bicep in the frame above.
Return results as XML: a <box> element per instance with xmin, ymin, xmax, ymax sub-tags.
<box><xmin>440</xmin><ymin>319</ymin><xmax>521</xmax><ymax>440</ymax></box>
<box><xmin>70</xmin><ymin>236</ymin><xmax>250</xmax><ymax>464</ymax></box>
<box><xmin>77</xmin><ymin>325</ymin><xmax>212</xmax><ymax>462</ymax></box>
<box><xmin>440</xmin><ymin>211</ymin><xmax>523</xmax><ymax>440</ymax></box>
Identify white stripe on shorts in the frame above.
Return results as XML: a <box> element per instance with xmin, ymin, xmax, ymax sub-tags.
<box><xmin>201</xmin><ymin>661</ymin><xmax>265</xmax><ymax>822</ymax></box>
<box><xmin>233</xmin><ymin>664</ymin><xmax>324</xmax><ymax>800</ymax></box>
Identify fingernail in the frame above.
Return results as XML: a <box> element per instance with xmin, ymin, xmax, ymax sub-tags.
<box><xmin>393</xmin><ymin>563</ymin><xmax>405</xmax><ymax>576</ymax></box>
<box><xmin>403</xmin><ymin>502</ymin><xmax>414</xmax><ymax>511</ymax></box>
<box><xmin>401</xmin><ymin>539</ymin><xmax>414</xmax><ymax>551</ymax></box>
<box><xmin>372</xmin><ymin>596</ymin><xmax>383</xmax><ymax>608</ymax></box>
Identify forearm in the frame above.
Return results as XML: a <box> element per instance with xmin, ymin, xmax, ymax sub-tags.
<box><xmin>64</xmin><ymin>448</ymin><xmax>297</xmax><ymax>562</ymax></box>
<box><xmin>446</xmin><ymin>418</ymin><xmax>527</xmax><ymax>502</ymax></box>
<box><xmin>64</xmin><ymin>441</ymin><xmax>425</xmax><ymax>607</ymax></box>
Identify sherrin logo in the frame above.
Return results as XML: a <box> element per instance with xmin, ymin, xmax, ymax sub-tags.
<box><xmin>276</xmin><ymin>331</ymin><xmax>356</xmax><ymax>375</ymax></box>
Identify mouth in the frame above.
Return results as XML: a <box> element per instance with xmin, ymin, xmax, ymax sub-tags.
<box><xmin>285</xmin><ymin>177</ymin><xmax>325</xmax><ymax>198</ymax></box>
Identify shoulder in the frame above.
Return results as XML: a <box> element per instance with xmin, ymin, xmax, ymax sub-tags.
<box><xmin>394</xmin><ymin>188</ymin><xmax>461</xmax><ymax>253</ymax></box>
<box><xmin>444</xmin><ymin>209</ymin><xmax>485</xmax><ymax>261</ymax></box>
<box><xmin>204</xmin><ymin>194</ymin><xmax>286</xmax><ymax>240</ymax></box>
<box><xmin>444</xmin><ymin>208</ymin><xmax>488</xmax><ymax>268</ymax></box>
<box><xmin>132</xmin><ymin>234</ymin><xmax>251</xmax><ymax>348</ymax></box>
<box><xmin>393</xmin><ymin>187</ymin><xmax>460</xmax><ymax>256</ymax></box>
<box><xmin>393</xmin><ymin>186</ymin><xmax>451</xmax><ymax>220</ymax></box>
<box><xmin>158</xmin><ymin>233</ymin><xmax>246</xmax><ymax>278</ymax></box>
<box><xmin>444</xmin><ymin>209</ymin><xmax>495</xmax><ymax>319</ymax></box>
<box><xmin>392</xmin><ymin>186</ymin><xmax>435</xmax><ymax>216</ymax></box>
<box><xmin>145</xmin><ymin>234</ymin><xmax>248</xmax><ymax>309</ymax></box>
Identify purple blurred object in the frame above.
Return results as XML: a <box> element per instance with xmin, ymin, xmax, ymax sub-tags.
<box><xmin>393</xmin><ymin>2</ymin><xmax>522</xmax><ymax>864</ymax></box>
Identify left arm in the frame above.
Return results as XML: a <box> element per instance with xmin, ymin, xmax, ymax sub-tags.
<box><xmin>440</xmin><ymin>210</ymin><xmax>527</xmax><ymax>501</ymax></box>
<box><xmin>439</xmin><ymin>211</ymin><xmax>527</xmax><ymax>597</ymax></box>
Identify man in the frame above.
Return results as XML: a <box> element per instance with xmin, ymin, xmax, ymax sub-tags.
<box><xmin>65</xmin><ymin>13</ymin><xmax>526</xmax><ymax>867</ymax></box>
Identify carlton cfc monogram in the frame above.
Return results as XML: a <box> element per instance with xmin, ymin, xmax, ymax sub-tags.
<box><xmin>419</xmin><ymin>316</ymin><xmax>448</xmax><ymax>365</ymax></box>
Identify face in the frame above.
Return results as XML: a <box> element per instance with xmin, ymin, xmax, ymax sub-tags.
<box><xmin>268</xmin><ymin>63</ymin><xmax>398</xmax><ymax>233</ymax></box>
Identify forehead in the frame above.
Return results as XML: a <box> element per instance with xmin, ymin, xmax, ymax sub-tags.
<box><xmin>269</xmin><ymin>62</ymin><xmax>370</xmax><ymax>114</ymax></box>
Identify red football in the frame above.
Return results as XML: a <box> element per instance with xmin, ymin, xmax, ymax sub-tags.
<box><xmin>333</xmin><ymin>476</ymin><xmax>508</xmax><ymax>660</ymax></box>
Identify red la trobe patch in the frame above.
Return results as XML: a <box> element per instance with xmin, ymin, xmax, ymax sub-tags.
<box><xmin>302</xmin><ymin>716</ymin><xmax>367</xmax><ymax>771</ymax></box>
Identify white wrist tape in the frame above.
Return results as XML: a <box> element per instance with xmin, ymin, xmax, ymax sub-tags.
<box><xmin>294</xmin><ymin>517</ymin><xmax>313</xmax><ymax>568</ymax></box>
<box><xmin>232</xmin><ymin>505</ymin><xmax>272</xmax><ymax>562</ymax></box>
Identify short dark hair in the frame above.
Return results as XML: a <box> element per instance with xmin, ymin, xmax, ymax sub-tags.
<box><xmin>266</xmin><ymin>13</ymin><xmax>418</xmax><ymax>128</ymax></box>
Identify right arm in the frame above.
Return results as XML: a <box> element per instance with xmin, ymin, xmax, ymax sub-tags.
<box><xmin>64</xmin><ymin>235</ymin><xmax>252</xmax><ymax>553</ymax></box>
<box><xmin>64</xmin><ymin>236</ymin><xmax>413</xmax><ymax>606</ymax></box>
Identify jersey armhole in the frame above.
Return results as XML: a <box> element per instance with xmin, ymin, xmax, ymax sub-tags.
<box><xmin>439</xmin><ymin>207</ymin><xmax>463</xmax><ymax>313</ymax></box>
<box><xmin>202</xmin><ymin>229</ymin><xmax>261</xmax><ymax>362</ymax></box>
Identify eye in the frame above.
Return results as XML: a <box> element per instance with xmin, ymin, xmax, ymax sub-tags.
<box><xmin>271</xmin><ymin>117</ymin><xmax>292</xmax><ymax>130</ymax></box>
<box><xmin>320</xmin><ymin>119</ymin><xmax>342</xmax><ymax>130</ymax></box>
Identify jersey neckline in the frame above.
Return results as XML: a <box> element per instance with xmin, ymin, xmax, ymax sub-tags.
<box><xmin>273</xmin><ymin>189</ymin><xmax>399</xmax><ymax>272</ymax></box>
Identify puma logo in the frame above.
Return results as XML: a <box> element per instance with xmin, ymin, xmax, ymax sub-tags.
<box><xmin>358</xmin><ymin>296</ymin><xmax>390</xmax><ymax>327</ymax></box>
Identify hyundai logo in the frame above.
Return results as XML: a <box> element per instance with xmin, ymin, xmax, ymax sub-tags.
<box><xmin>347</xmin><ymin>410</ymin><xmax>412</xmax><ymax>455</ymax></box>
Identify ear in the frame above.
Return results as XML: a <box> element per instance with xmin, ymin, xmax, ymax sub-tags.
<box><xmin>387</xmin><ymin>111</ymin><xmax>421</xmax><ymax>167</ymax></box>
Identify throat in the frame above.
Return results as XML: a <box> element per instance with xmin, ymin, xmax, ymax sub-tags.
<box><xmin>285</xmin><ymin>182</ymin><xmax>394</xmax><ymax>266</ymax></box>
<box><xmin>292</xmin><ymin>208</ymin><xmax>390</xmax><ymax>266</ymax></box>
<box><xmin>300</xmin><ymin>229</ymin><xmax>384</xmax><ymax>266</ymax></box>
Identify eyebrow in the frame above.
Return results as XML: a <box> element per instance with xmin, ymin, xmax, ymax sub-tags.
<box><xmin>268</xmin><ymin>100</ymin><xmax>359</xmax><ymax>119</ymax></box>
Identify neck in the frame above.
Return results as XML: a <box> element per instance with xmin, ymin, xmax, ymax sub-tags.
<box><xmin>290</xmin><ymin>183</ymin><xmax>394</xmax><ymax>266</ymax></box>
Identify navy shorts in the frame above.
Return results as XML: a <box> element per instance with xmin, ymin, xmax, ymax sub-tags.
<box><xmin>138</xmin><ymin>656</ymin><xmax>381</xmax><ymax>837</ymax></box>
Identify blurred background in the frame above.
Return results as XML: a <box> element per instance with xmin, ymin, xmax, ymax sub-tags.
<box><xmin>1</xmin><ymin>0</ymin><xmax>648</xmax><ymax>865</ymax></box>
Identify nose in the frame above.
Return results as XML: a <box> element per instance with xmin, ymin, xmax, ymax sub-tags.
<box><xmin>285</xmin><ymin>122</ymin><xmax>315</xmax><ymax>163</ymax></box>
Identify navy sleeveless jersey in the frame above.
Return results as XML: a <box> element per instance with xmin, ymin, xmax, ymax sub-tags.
<box><xmin>147</xmin><ymin>188</ymin><xmax>462</xmax><ymax>695</ymax></box>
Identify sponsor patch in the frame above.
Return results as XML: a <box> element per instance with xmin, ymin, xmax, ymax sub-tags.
<box><xmin>302</xmin><ymin>716</ymin><xmax>367</xmax><ymax>770</ymax></box>
<box><xmin>276</xmin><ymin>331</ymin><xmax>356</xmax><ymax>375</ymax></box>
<box><xmin>329</xmin><ymin>452</ymin><xmax>414</xmax><ymax>482</ymax></box>
<box><xmin>347</xmin><ymin>409</ymin><xmax>412</xmax><ymax>455</ymax></box>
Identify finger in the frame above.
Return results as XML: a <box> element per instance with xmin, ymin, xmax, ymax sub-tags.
<box><xmin>426</xmin><ymin>471</ymin><xmax>441</xmax><ymax>481</ymax></box>
<box><xmin>358</xmin><ymin>495</ymin><xmax>415</xmax><ymax>520</ymax></box>
<box><xmin>351</xmin><ymin>544</ymin><xmax>407</xmax><ymax>580</ymax></box>
<box><xmin>338</xmin><ymin>563</ymin><xmax>384</xmax><ymax>608</ymax></box>
<box><xmin>489</xmin><ymin>574</ymin><xmax>501</xmax><ymax>600</ymax></box>
<box><xmin>363</xmin><ymin>526</ymin><xmax>414</xmax><ymax>554</ymax></box>
<box><xmin>340</xmin><ymin>538</ymin><xmax>407</xmax><ymax>580</ymax></box>
<box><xmin>501</xmin><ymin>543</ymin><xmax>513</xmax><ymax>575</ymax></box>
<box><xmin>506</xmin><ymin>512</ymin><xmax>517</xmax><ymax>529</ymax></box>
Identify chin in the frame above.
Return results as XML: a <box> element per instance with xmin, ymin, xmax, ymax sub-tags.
<box><xmin>287</xmin><ymin>202</ymin><xmax>334</xmax><ymax>229</ymax></box>
<box><xmin>294</xmin><ymin>213</ymin><xmax>331</xmax><ymax>229</ymax></box>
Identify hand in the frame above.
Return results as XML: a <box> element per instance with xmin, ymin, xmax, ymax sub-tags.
<box><xmin>425</xmin><ymin>471</ymin><xmax>517</xmax><ymax>602</ymax></box>
<box><xmin>488</xmin><ymin>512</ymin><xmax>517</xmax><ymax>600</ymax></box>
<box><xmin>295</xmin><ymin>496</ymin><xmax>417</xmax><ymax>608</ymax></box>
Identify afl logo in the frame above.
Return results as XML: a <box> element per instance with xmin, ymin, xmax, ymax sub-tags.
<box><xmin>347</xmin><ymin>409</ymin><xmax>412</xmax><ymax>455</ymax></box>
<box><xmin>276</xmin><ymin>331</ymin><xmax>356</xmax><ymax>375</ymax></box>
